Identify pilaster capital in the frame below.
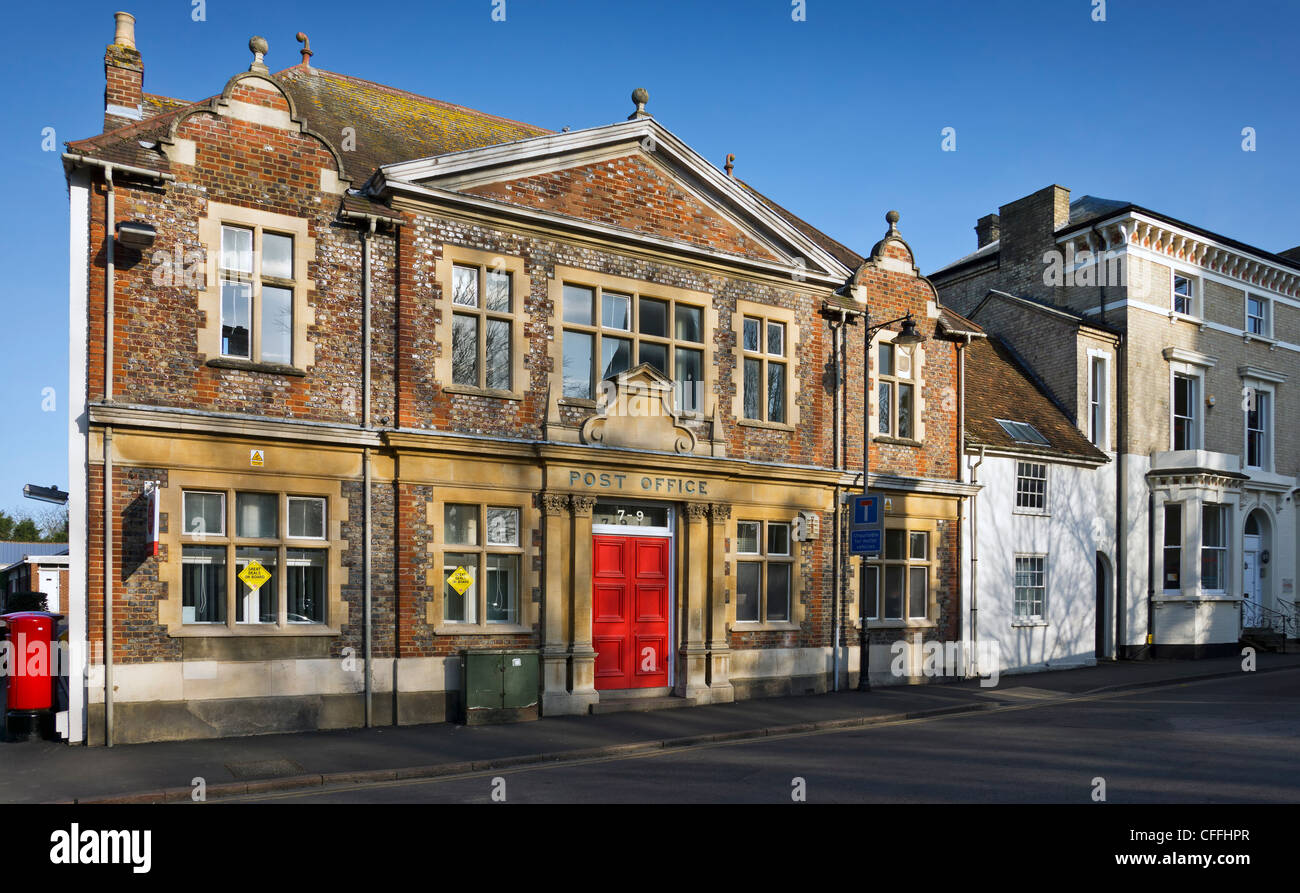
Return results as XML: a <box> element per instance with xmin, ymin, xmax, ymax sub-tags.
<box><xmin>570</xmin><ymin>494</ymin><xmax>597</xmax><ymax>517</ymax></box>
<box><xmin>684</xmin><ymin>502</ymin><xmax>710</xmax><ymax>522</ymax></box>
<box><xmin>538</xmin><ymin>492</ymin><xmax>570</xmax><ymax>517</ymax></box>
<box><xmin>709</xmin><ymin>503</ymin><xmax>732</xmax><ymax>522</ymax></box>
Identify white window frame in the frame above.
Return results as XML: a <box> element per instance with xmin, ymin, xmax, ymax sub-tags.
<box><xmin>1169</xmin><ymin>368</ymin><xmax>1203</xmax><ymax>451</ymax></box>
<box><xmin>1241</xmin><ymin>381</ymin><xmax>1274</xmax><ymax>471</ymax></box>
<box><xmin>1200</xmin><ymin>503</ymin><xmax>1229</xmax><ymax>594</ymax></box>
<box><xmin>218</xmin><ymin>224</ymin><xmax>298</xmax><ymax>365</ymax></box>
<box><xmin>286</xmin><ymin>495</ymin><xmax>328</xmax><ymax>540</ymax></box>
<box><xmin>1013</xmin><ymin>554</ymin><xmax>1047</xmax><ymax>622</ymax></box>
<box><xmin>1086</xmin><ymin>350</ymin><xmax>1111</xmax><ymax>451</ymax></box>
<box><xmin>874</xmin><ymin>336</ymin><xmax>923</xmax><ymax>442</ymax></box>
<box><xmin>1014</xmin><ymin>461</ymin><xmax>1049</xmax><ymax>514</ymax></box>
<box><xmin>1160</xmin><ymin>502</ymin><xmax>1183</xmax><ymax>595</ymax></box>
<box><xmin>1245</xmin><ymin>293</ymin><xmax>1272</xmax><ymax>339</ymax></box>
<box><xmin>1171</xmin><ymin>270</ymin><xmax>1199</xmax><ymax>318</ymax></box>
<box><xmin>439</xmin><ymin>502</ymin><xmax>525</xmax><ymax>628</ymax></box>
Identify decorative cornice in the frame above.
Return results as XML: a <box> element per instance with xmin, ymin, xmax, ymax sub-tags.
<box><xmin>1058</xmin><ymin>211</ymin><xmax>1300</xmax><ymax>301</ymax></box>
<box><xmin>1162</xmin><ymin>346</ymin><xmax>1217</xmax><ymax>368</ymax></box>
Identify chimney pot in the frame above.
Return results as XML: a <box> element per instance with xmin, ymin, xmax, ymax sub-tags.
<box><xmin>113</xmin><ymin>11</ymin><xmax>136</xmax><ymax>49</ymax></box>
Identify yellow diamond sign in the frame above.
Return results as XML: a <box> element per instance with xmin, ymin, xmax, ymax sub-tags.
<box><xmin>238</xmin><ymin>559</ymin><xmax>272</xmax><ymax>591</ymax></box>
<box><xmin>447</xmin><ymin>566</ymin><xmax>473</xmax><ymax>596</ymax></box>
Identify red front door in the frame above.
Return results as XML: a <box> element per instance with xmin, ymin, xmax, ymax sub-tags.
<box><xmin>592</xmin><ymin>535</ymin><xmax>671</xmax><ymax>690</ymax></box>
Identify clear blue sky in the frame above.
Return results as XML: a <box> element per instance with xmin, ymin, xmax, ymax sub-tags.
<box><xmin>1</xmin><ymin>0</ymin><xmax>1297</xmax><ymax>519</ymax></box>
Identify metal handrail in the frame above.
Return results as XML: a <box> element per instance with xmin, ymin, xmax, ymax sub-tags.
<box><xmin>1241</xmin><ymin>597</ymin><xmax>1296</xmax><ymax>640</ymax></box>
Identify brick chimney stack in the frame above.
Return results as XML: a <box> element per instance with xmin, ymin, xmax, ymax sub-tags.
<box><xmin>974</xmin><ymin>213</ymin><xmax>1000</xmax><ymax>249</ymax></box>
<box><xmin>104</xmin><ymin>12</ymin><xmax>143</xmax><ymax>131</ymax></box>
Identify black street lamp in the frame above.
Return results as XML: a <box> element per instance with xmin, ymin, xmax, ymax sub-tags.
<box><xmin>855</xmin><ymin>311</ymin><xmax>926</xmax><ymax>691</ymax></box>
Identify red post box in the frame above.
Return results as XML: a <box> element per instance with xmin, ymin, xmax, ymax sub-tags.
<box><xmin>2</xmin><ymin>612</ymin><xmax>61</xmax><ymax>741</ymax></box>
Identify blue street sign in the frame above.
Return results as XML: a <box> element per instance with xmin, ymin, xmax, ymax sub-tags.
<box><xmin>851</xmin><ymin>528</ymin><xmax>881</xmax><ymax>555</ymax></box>
<box><xmin>851</xmin><ymin>494</ymin><xmax>879</xmax><ymax>526</ymax></box>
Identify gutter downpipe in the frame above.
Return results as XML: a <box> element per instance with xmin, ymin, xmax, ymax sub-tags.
<box><xmin>362</xmin><ymin>218</ymin><xmax>375</xmax><ymax>727</ymax></box>
<box><xmin>830</xmin><ymin>308</ymin><xmax>849</xmax><ymax>691</ymax></box>
<box><xmin>103</xmin><ymin>166</ymin><xmax>115</xmax><ymax>748</ymax></box>
<box><xmin>969</xmin><ymin>445</ymin><xmax>985</xmax><ymax>678</ymax></box>
<box><xmin>956</xmin><ymin>334</ymin><xmax>967</xmax><ymax>672</ymax></box>
<box><xmin>1116</xmin><ymin>329</ymin><xmax>1128</xmax><ymax>659</ymax></box>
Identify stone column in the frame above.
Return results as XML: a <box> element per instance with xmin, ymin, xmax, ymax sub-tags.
<box><xmin>706</xmin><ymin>503</ymin><xmax>735</xmax><ymax>703</ymax></box>
<box><xmin>677</xmin><ymin>502</ymin><xmax>711</xmax><ymax>702</ymax></box>
<box><xmin>539</xmin><ymin>492</ymin><xmax>574</xmax><ymax>715</ymax></box>
<box><xmin>567</xmin><ymin>494</ymin><xmax>600</xmax><ymax>713</ymax></box>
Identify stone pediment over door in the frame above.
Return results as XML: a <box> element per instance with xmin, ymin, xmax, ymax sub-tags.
<box><xmin>580</xmin><ymin>364</ymin><xmax>717</xmax><ymax>456</ymax></box>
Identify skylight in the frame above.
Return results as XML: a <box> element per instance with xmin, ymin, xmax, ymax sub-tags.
<box><xmin>996</xmin><ymin>419</ymin><xmax>1050</xmax><ymax>446</ymax></box>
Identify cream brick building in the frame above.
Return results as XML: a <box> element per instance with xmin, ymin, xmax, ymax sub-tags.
<box><xmin>932</xmin><ymin>185</ymin><xmax>1299</xmax><ymax>657</ymax></box>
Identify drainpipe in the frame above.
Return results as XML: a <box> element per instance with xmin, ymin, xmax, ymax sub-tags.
<box><xmin>1147</xmin><ymin>488</ymin><xmax>1156</xmax><ymax>660</ymax></box>
<box><xmin>972</xmin><ymin>447</ymin><xmax>987</xmax><ymax>675</ymax></box>
<box><xmin>830</xmin><ymin>308</ymin><xmax>849</xmax><ymax>691</ymax></box>
<box><xmin>361</xmin><ymin>217</ymin><xmax>376</xmax><ymax>727</ymax></box>
<box><xmin>956</xmin><ymin>335</ymin><xmax>968</xmax><ymax>663</ymax></box>
<box><xmin>103</xmin><ymin>166</ymin><xmax>115</xmax><ymax>747</ymax></box>
<box><xmin>1116</xmin><ymin>330</ymin><xmax>1128</xmax><ymax>658</ymax></box>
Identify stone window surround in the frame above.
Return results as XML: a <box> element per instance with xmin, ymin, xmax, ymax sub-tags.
<box><xmin>732</xmin><ymin>518</ymin><xmax>796</xmax><ymax>628</ymax></box>
<box><xmin>855</xmin><ymin>516</ymin><xmax>939</xmax><ymax>630</ymax></box>
<box><xmin>433</xmin><ymin>245</ymin><xmax>532</xmax><ymax>401</ymax></box>
<box><xmin>1164</xmin><ymin>348</ymin><xmax>1215</xmax><ymax>452</ymax></box>
<box><xmin>161</xmin><ymin>470</ymin><xmax>348</xmax><ymax>637</ymax></box>
<box><xmin>547</xmin><ymin>265</ymin><xmax>717</xmax><ymax>424</ymax></box>
<box><xmin>870</xmin><ymin>330</ymin><xmax>926</xmax><ymax>446</ymax></box>
<box><xmin>1239</xmin><ymin>371</ymin><xmax>1278</xmax><ymax>473</ymax></box>
<box><xmin>728</xmin><ymin>507</ymin><xmax>803</xmax><ymax>632</ymax></box>
<box><xmin>197</xmin><ymin>202</ymin><xmax>316</xmax><ymax>373</ymax></box>
<box><xmin>426</xmin><ymin>490</ymin><xmax>536</xmax><ymax>634</ymax></box>
<box><xmin>732</xmin><ymin>299</ymin><xmax>801</xmax><ymax>431</ymax></box>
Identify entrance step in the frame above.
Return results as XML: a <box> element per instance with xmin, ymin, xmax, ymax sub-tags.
<box><xmin>1241</xmin><ymin>629</ymin><xmax>1286</xmax><ymax>652</ymax></box>
<box><xmin>590</xmin><ymin>695</ymin><xmax>698</xmax><ymax>715</ymax></box>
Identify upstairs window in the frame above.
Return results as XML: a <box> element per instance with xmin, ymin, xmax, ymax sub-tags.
<box><xmin>1172</xmin><ymin>273</ymin><xmax>1196</xmax><ymax>316</ymax></box>
<box><xmin>1015</xmin><ymin>461</ymin><xmax>1048</xmax><ymax>512</ymax></box>
<box><xmin>561</xmin><ymin>283</ymin><xmax>705</xmax><ymax>411</ymax></box>
<box><xmin>451</xmin><ymin>263</ymin><xmax>514</xmax><ymax>392</ymax></box>
<box><xmin>1245</xmin><ymin>389</ymin><xmax>1271</xmax><ymax>469</ymax></box>
<box><xmin>741</xmin><ymin>315</ymin><xmax>788</xmax><ymax>423</ymax></box>
<box><xmin>219</xmin><ymin>225</ymin><xmax>295</xmax><ymax>365</ymax></box>
<box><xmin>1172</xmin><ymin>373</ymin><xmax>1199</xmax><ymax>450</ymax></box>
<box><xmin>1089</xmin><ymin>354</ymin><xmax>1108</xmax><ymax>449</ymax></box>
<box><xmin>877</xmin><ymin>342</ymin><xmax>916</xmax><ymax>439</ymax></box>
<box><xmin>1246</xmin><ymin>294</ymin><xmax>1271</xmax><ymax>337</ymax></box>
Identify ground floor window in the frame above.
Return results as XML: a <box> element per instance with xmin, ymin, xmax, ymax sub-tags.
<box><xmin>736</xmin><ymin>520</ymin><xmax>793</xmax><ymax>623</ymax></box>
<box><xmin>441</xmin><ymin>503</ymin><xmax>522</xmax><ymax>626</ymax></box>
<box><xmin>179</xmin><ymin>489</ymin><xmax>328</xmax><ymax>627</ymax></box>
<box><xmin>1014</xmin><ymin>555</ymin><xmax>1046</xmax><ymax>620</ymax></box>
<box><xmin>862</xmin><ymin>528</ymin><xmax>929</xmax><ymax>621</ymax></box>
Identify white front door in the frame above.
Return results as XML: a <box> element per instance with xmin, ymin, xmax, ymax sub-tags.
<box><xmin>1243</xmin><ymin>534</ymin><xmax>1261</xmax><ymax>619</ymax></box>
<box><xmin>38</xmin><ymin>568</ymin><xmax>61</xmax><ymax>614</ymax></box>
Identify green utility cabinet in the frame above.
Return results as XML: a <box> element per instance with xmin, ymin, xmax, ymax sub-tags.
<box><xmin>462</xmin><ymin>649</ymin><xmax>539</xmax><ymax>725</ymax></box>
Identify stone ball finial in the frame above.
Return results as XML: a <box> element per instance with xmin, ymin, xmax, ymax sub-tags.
<box><xmin>632</xmin><ymin>87</ymin><xmax>649</xmax><ymax>105</ymax></box>
<box><xmin>886</xmin><ymin>210</ymin><xmax>900</xmax><ymax>227</ymax></box>
<box><xmin>250</xmin><ymin>35</ymin><xmax>269</xmax><ymax>56</ymax></box>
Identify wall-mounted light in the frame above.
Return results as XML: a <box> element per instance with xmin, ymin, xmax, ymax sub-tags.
<box><xmin>1206</xmin><ymin>394</ymin><xmax>1216</xmax><ymax>407</ymax></box>
<box><xmin>116</xmin><ymin>221</ymin><xmax>156</xmax><ymax>250</ymax></box>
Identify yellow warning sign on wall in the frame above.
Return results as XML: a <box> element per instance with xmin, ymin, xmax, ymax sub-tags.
<box><xmin>238</xmin><ymin>560</ymin><xmax>272</xmax><ymax>590</ymax></box>
<box><xmin>446</xmin><ymin>566</ymin><xmax>473</xmax><ymax>595</ymax></box>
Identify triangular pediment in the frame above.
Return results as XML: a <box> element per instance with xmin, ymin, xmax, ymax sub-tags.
<box><xmin>376</xmin><ymin>118</ymin><xmax>851</xmax><ymax>281</ymax></box>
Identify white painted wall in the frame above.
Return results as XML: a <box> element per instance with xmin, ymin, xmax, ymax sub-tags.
<box><xmin>964</xmin><ymin>452</ymin><xmax>1116</xmax><ymax>676</ymax></box>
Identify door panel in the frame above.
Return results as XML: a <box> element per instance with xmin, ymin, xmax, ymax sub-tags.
<box><xmin>592</xmin><ymin>534</ymin><xmax>671</xmax><ymax>690</ymax></box>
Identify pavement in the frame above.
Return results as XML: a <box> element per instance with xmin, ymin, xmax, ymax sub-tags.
<box><xmin>3</xmin><ymin>653</ymin><xmax>1298</xmax><ymax>804</ymax></box>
